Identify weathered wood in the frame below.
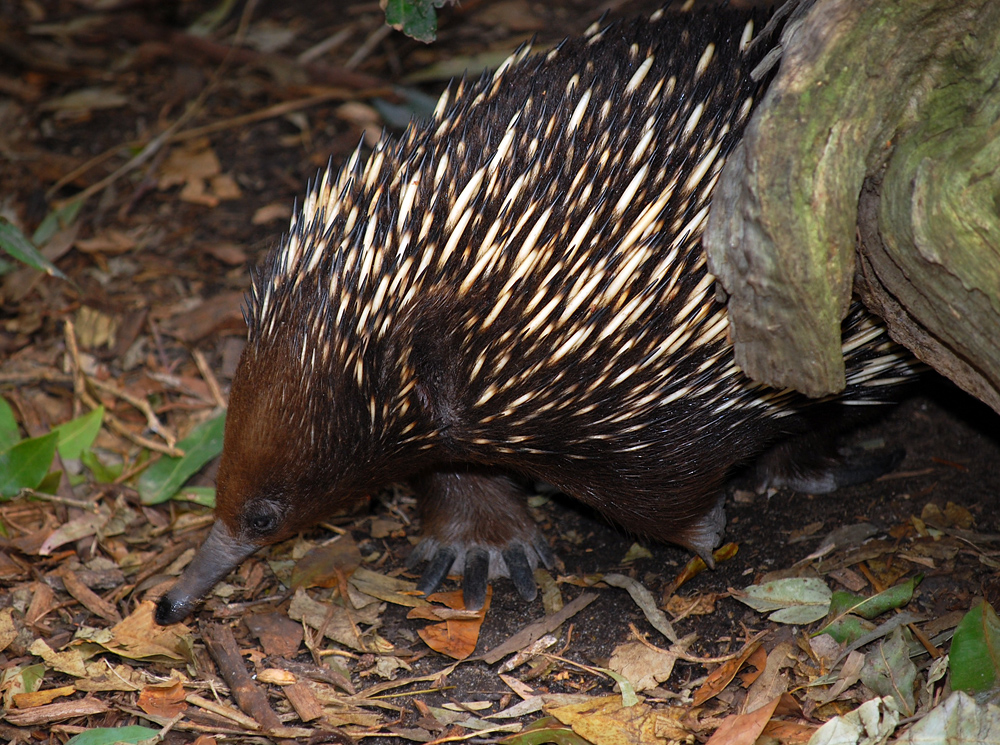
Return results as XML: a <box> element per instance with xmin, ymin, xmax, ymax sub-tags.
<box><xmin>705</xmin><ymin>0</ymin><xmax>999</xmax><ymax>401</ymax></box>
<box><xmin>858</xmin><ymin>0</ymin><xmax>1000</xmax><ymax>412</ymax></box>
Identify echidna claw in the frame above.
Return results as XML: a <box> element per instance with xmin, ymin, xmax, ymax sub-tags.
<box><xmin>463</xmin><ymin>548</ymin><xmax>490</xmax><ymax>610</ymax></box>
<box><xmin>502</xmin><ymin>546</ymin><xmax>537</xmax><ymax>602</ymax></box>
<box><xmin>409</xmin><ymin>533</ymin><xmax>554</xmax><ymax>608</ymax></box>
<box><xmin>415</xmin><ymin>546</ymin><xmax>456</xmax><ymax>596</ymax></box>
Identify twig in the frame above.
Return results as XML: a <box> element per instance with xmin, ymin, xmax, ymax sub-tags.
<box><xmin>63</xmin><ymin>319</ymin><xmax>182</xmax><ymax>456</ymax></box>
<box><xmin>191</xmin><ymin>348</ymin><xmax>226</xmax><ymax>409</ymax></box>
<box><xmin>630</xmin><ymin>623</ymin><xmax>770</xmax><ymax>666</ymax></box>
<box><xmin>90</xmin><ymin>378</ymin><xmax>177</xmax><ymax>448</ymax></box>
<box><xmin>20</xmin><ymin>489</ymin><xmax>102</xmax><ymax>513</ymax></box>
<box><xmin>203</xmin><ymin>623</ymin><xmax>283</xmax><ymax>733</ymax></box>
<box><xmin>345</xmin><ymin>24</ymin><xmax>393</xmax><ymax>70</ymax></box>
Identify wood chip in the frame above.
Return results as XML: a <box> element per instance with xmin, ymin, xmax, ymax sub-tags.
<box><xmin>285</xmin><ymin>682</ymin><xmax>324</xmax><ymax>723</ymax></box>
<box><xmin>60</xmin><ymin>567</ymin><xmax>123</xmax><ymax>624</ymax></box>
<box><xmin>4</xmin><ymin>696</ymin><xmax>108</xmax><ymax>726</ymax></box>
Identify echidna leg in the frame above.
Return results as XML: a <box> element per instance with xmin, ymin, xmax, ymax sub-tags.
<box><xmin>755</xmin><ymin>430</ymin><xmax>905</xmax><ymax>494</ymax></box>
<box><xmin>674</xmin><ymin>494</ymin><xmax>727</xmax><ymax>569</ymax></box>
<box><xmin>407</xmin><ymin>467</ymin><xmax>554</xmax><ymax>610</ymax></box>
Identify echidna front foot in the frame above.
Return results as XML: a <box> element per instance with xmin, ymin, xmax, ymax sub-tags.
<box><xmin>408</xmin><ymin>467</ymin><xmax>553</xmax><ymax>610</ymax></box>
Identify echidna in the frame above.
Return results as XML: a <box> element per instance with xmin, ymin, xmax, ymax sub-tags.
<box><xmin>155</xmin><ymin>5</ymin><xmax>919</xmax><ymax>625</ymax></box>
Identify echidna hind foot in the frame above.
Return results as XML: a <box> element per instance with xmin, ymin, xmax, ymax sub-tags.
<box><xmin>406</xmin><ymin>468</ymin><xmax>554</xmax><ymax>610</ymax></box>
<box><xmin>677</xmin><ymin>496</ymin><xmax>727</xmax><ymax>569</ymax></box>
<box><xmin>754</xmin><ymin>427</ymin><xmax>906</xmax><ymax>495</ymax></box>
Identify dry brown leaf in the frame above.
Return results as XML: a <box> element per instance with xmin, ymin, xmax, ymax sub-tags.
<box><xmin>93</xmin><ymin>600</ymin><xmax>193</xmax><ymax>662</ymax></box>
<box><xmin>158</xmin><ymin>291</ymin><xmax>247</xmax><ymax>342</ymax></box>
<box><xmin>348</xmin><ymin>566</ymin><xmax>427</xmax><ymax>608</ymax></box>
<box><xmin>548</xmin><ymin>694</ymin><xmax>666</xmax><ymax>745</ymax></box>
<box><xmin>39</xmin><ymin>506</ymin><xmax>112</xmax><ymax>555</ymax></box>
<box><xmin>75</xmin><ymin>306</ymin><xmax>119</xmax><ymax>350</ymax></box>
<box><xmin>252</xmin><ymin>202</ymin><xmax>293</xmax><ymax>224</ymax></box>
<box><xmin>137</xmin><ymin>678</ymin><xmax>188</xmax><ymax>718</ymax></box>
<box><xmin>743</xmin><ymin>641</ymin><xmax>794</xmax><ymax>714</ymax></box>
<box><xmin>921</xmin><ymin>501</ymin><xmax>974</xmax><ymax>529</ymax></box>
<box><xmin>76</xmin><ymin>662</ymin><xmax>144</xmax><ymax>692</ymax></box>
<box><xmin>692</xmin><ymin>640</ymin><xmax>762</xmax><ymax>706</ymax></box>
<box><xmin>75</xmin><ymin>228</ymin><xmax>140</xmax><ymax>255</ymax></box>
<box><xmin>60</xmin><ymin>567</ymin><xmax>122</xmax><ymax>624</ymax></box>
<box><xmin>12</xmin><ymin>685</ymin><xmax>76</xmax><ymax>708</ymax></box>
<box><xmin>291</xmin><ymin>534</ymin><xmax>362</xmax><ymax>589</ymax></box>
<box><xmin>664</xmin><ymin>592</ymin><xmax>719</xmax><ymax>617</ymax></box>
<box><xmin>210</xmin><ymin>173</ymin><xmax>242</xmax><ymax>200</ymax></box>
<box><xmin>159</xmin><ymin>139</ymin><xmax>221</xmax><ymax>187</ymax></box>
<box><xmin>738</xmin><ymin>645</ymin><xmax>768</xmax><ymax>687</ymax></box>
<box><xmin>761</xmin><ymin>719</ymin><xmax>817</xmax><ymax>744</ymax></box>
<box><xmin>0</xmin><ymin>606</ymin><xmax>18</xmax><ymax>652</ymax></box>
<box><xmin>415</xmin><ymin>588</ymin><xmax>490</xmax><ymax>660</ymax></box>
<box><xmin>608</xmin><ymin>640</ymin><xmax>683</xmax><ymax>691</ymax></box>
<box><xmin>29</xmin><ymin>639</ymin><xmax>89</xmax><ymax>677</ymax></box>
<box><xmin>3</xmin><ymin>696</ymin><xmax>109</xmax><ymax>726</ymax></box>
<box><xmin>245</xmin><ymin>611</ymin><xmax>304</xmax><ymax>658</ymax></box>
<box><xmin>26</xmin><ymin>581</ymin><xmax>56</xmax><ymax>626</ymax></box>
<box><xmin>704</xmin><ymin>695</ymin><xmax>781</xmax><ymax>745</ymax></box>
<box><xmin>287</xmin><ymin>588</ymin><xmax>383</xmax><ymax>651</ymax></box>
<box><xmin>202</xmin><ymin>241</ymin><xmax>248</xmax><ymax>265</ymax></box>
<box><xmin>40</xmin><ymin>87</ymin><xmax>127</xmax><ymax>112</ymax></box>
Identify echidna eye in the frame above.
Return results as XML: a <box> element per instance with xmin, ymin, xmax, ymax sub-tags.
<box><xmin>245</xmin><ymin>502</ymin><xmax>281</xmax><ymax>536</ymax></box>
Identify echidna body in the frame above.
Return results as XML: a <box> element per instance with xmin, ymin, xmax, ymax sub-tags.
<box><xmin>156</xmin><ymin>7</ymin><xmax>919</xmax><ymax>624</ymax></box>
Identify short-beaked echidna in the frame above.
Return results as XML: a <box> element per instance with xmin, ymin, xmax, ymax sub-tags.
<box><xmin>155</xmin><ymin>5</ymin><xmax>920</xmax><ymax>625</ymax></box>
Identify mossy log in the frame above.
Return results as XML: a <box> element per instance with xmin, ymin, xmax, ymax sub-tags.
<box><xmin>704</xmin><ymin>0</ymin><xmax>1000</xmax><ymax>411</ymax></box>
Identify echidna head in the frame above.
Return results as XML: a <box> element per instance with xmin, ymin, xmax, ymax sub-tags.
<box><xmin>213</xmin><ymin>336</ymin><xmax>365</xmax><ymax>549</ymax></box>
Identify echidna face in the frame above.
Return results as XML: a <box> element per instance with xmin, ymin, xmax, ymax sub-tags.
<box><xmin>213</xmin><ymin>339</ymin><xmax>361</xmax><ymax>547</ymax></box>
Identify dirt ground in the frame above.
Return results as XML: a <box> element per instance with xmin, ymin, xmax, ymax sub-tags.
<box><xmin>1</xmin><ymin>1</ymin><xmax>999</xmax><ymax>743</ymax></box>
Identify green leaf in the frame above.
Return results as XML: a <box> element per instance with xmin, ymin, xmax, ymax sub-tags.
<box><xmin>951</xmin><ymin>599</ymin><xmax>1000</xmax><ymax>693</ymax></box>
<box><xmin>81</xmin><ymin>450</ymin><xmax>122</xmax><ymax>483</ymax></box>
<box><xmin>843</xmin><ymin>576</ymin><xmax>921</xmax><ymax>619</ymax></box>
<box><xmin>384</xmin><ymin>0</ymin><xmax>447</xmax><ymax>43</ymax></box>
<box><xmin>860</xmin><ymin>626</ymin><xmax>917</xmax><ymax>716</ymax></box>
<box><xmin>0</xmin><ymin>431</ymin><xmax>58</xmax><ymax>499</ymax></box>
<box><xmin>737</xmin><ymin>577</ymin><xmax>832</xmax><ymax>624</ymax></box>
<box><xmin>0</xmin><ymin>397</ymin><xmax>19</xmax><ymax>451</ymax></box>
<box><xmin>176</xmin><ymin>485</ymin><xmax>216</xmax><ymax>508</ymax></box>
<box><xmin>817</xmin><ymin>614</ymin><xmax>876</xmax><ymax>646</ymax></box>
<box><xmin>52</xmin><ymin>406</ymin><xmax>104</xmax><ymax>460</ymax></box>
<box><xmin>498</xmin><ymin>717</ymin><xmax>591</xmax><ymax>745</ymax></box>
<box><xmin>0</xmin><ymin>220</ymin><xmax>68</xmax><ymax>279</ymax></box>
<box><xmin>36</xmin><ymin>470</ymin><xmax>62</xmax><ymax>495</ymax></box>
<box><xmin>17</xmin><ymin>663</ymin><xmax>46</xmax><ymax>694</ymax></box>
<box><xmin>66</xmin><ymin>725</ymin><xmax>161</xmax><ymax>745</ymax></box>
<box><xmin>816</xmin><ymin>576</ymin><xmax>923</xmax><ymax>641</ymax></box>
<box><xmin>31</xmin><ymin>200</ymin><xmax>82</xmax><ymax>246</ymax></box>
<box><xmin>136</xmin><ymin>412</ymin><xmax>226</xmax><ymax>504</ymax></box>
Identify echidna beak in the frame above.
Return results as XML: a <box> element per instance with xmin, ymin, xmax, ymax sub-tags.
<box><xmin>154</xmin><ymin>521</ymin><xmax>258</xmax><ymax>625</ymax></box>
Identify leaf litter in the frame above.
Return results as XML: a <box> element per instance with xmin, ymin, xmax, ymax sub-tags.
<box><xmin>2</xmin><ymin>1</ymin><xmax>1000</xmax><ymax>744</ymax></box>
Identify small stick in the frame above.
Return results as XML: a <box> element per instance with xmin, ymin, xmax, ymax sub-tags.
<box><xmin>203</xmin><ymin>623</ymin><xmax>283</xmax><ymax>733</ymax></box>
<box><xmin>191</xmin><ymin>348</ymin><xmax>227</xmax><ymax>409</ymax></box>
